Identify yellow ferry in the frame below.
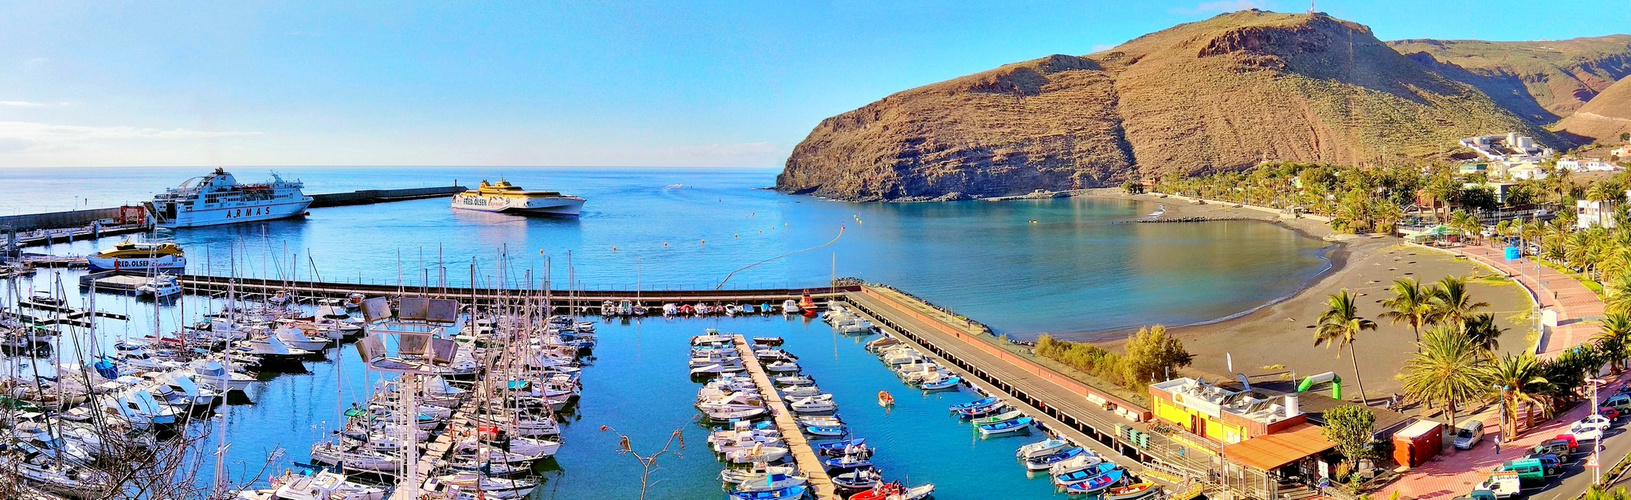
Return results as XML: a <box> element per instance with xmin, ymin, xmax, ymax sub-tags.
<box><xmin>87</xmin><ymin>241</ymin><xmax>186</xmax><ymax>272</ymax></box>
<box><xmin>450</xmin><ymin>180</ymin><xmax>585</xmax><ymax>217</ymax></box>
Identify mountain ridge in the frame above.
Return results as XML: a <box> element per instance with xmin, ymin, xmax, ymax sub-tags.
<box><xmin>778</xmin><ymin>10</ymin><xmax>1626</xmax><ymax>202</ymax></box>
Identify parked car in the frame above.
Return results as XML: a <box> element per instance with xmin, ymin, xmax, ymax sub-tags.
<box><xmin>1478</xmin><ymin>473</ymin><xmax>1523</xmax><ymax>499</ymax></box>
<box><xmin>1454</xmin><ymin>420</ymin><xmax>1485</xmax><ymax>450</ymax></box>
<box><xmin>1606</xmin><ymin>394</ymin><xmax>1631</xmax><ymax>414</ymax></box>
<box><xmin>1455</xmin><ymin>490</ymin><xmax>1498</xmax><ymax>500</ymax></box>
<box><xmin>1533</xmin><ymin>438</ymin><xmax>1575</xmax><ymax>462</ymax></box>
<box><xmin>1577</xmin><ymin>414</ymin><xmax>1614</xmax><ymax>432</ymax></box>
<box><xmin>1602</xmin><ymin>407</ymin><xmax>1621</xmax><ymax>421</ymax></box>
<box><xmin>1523</xmin><ymin>454</ymin><xmax>1562</xmax><ymax>476</ymax></box>
<box><xmin>1569</xmin><ymin>423</ymin><xmax>1604</xmax><ymax>442</ymax></box>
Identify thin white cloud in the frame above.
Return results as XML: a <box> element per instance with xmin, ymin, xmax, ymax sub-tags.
<box><xmin>0</xmin><ymin>121</ymin><xmax>260</xmax><ymax>152</ymax></box>
<box><xmin>0</xmin><ymin>100</ymin><xmax>51</xmax><ymax>107</ymax></box>
<box><xmin>1172</xmin><ymin>0</ymin><xmax>1268</xmax><ymax>15</ymax></box>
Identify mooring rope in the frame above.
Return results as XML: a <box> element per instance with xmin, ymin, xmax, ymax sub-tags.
<box><xmin>716</xmin><ymin>224</ymin><xmax>846</xmax><ymax>290</ymax></box>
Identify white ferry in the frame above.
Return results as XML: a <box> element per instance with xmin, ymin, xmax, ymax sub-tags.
<box><xmin>451</xmin><ymin>180</ymin><xmax>585</xmax><ymax>217</ymax></box>
<box><xmin>86</xmin><ymin>241</ymin><xmax>186</xmax><ymax>272</ymax></box>
<box><xmin>150</xmin><ymin>169</ymin><xmax>313</xmax><ymax>228</ymax></box>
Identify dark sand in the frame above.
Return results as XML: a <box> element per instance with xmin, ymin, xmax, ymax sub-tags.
<box><xmin>1085</xmin><ymin>191</ymin><xmax>1534</xmax><ymax>401</ymax></box>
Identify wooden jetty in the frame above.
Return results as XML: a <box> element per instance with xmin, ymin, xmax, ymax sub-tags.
<box><xmin>732</xmin><ymin>334</ymin><xmax>837</xmax><ymax>500</ymax></box>
<box><xmin>385</xmin><ymin>373</ymin><xmax>479</xmax><ymax>500</ymax></box>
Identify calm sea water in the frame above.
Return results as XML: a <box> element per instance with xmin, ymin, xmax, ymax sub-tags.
<box><xmin>1</xmin><ymin>166</ymin><xmax>1330</xmax><ymax>339</ymax></box>
<box><xmin>1</xmin><ymin>166</ymin><xmax>1331</xmax><ymax>498</ymax></box>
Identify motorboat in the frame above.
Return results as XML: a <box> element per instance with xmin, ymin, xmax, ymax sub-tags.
<box><xmin>663</xmin><ymin>303</ymin><xmax>678</xmax><ymax>316</ymax></box>
<box><xmin>1063</xmin><ymin>469</ymin><xmax>1125</xmax><ymax>495</ymax></box>
<box><xmin>137</xmin><ymin>273</ymin><xmax>183</xmax><ymax>298</ymax></box>
<box><xmin>235</xmin><ymin>469</ymin><xmax>387</xmax><ymax>500</ymax></box>
<box><xmin>797</xmin><ymin>415</ymin><xmax>843</xmax><ymax>428</ymax></box>
<box><xmin>919</xmin><ymin>374</ymin><xmax>961</xmax><ymax>391</ymax></box>
<box><xmin>973</xmin><ymin>410</ymin><xmax>1025</xmax><ymax>426</ymax></box>
<box><xmin>724</xmin><ymin>303</ymin><xmax>740</xmax><ymax>317</ymax></box>
<box><xmin>725</xmin><ymin>444</ymin><xmax>789</xmax><ymax>464</ymax></box>
<box><xmin>1049</xmin><ymin>453</ymin><xmax>1106</xmax><ymax>476</ymax></box>
<box><xmin>1052</xmin><ymin>462</ymin><xmax>1119</xmax><ymax>487</ymax></box>
<box><xmin>765</xmin><ymin>360</ymin><xmax>800</xmax><ymax>373</ymax></box>
<box><xmin>728</xmin><ymin>484</ymin><xmax>808</xmax><ymax>500</ymax></box>
<box><xmin>821</xmin><ymin>454</ymin><xmax>872</xmax><ymax>471</ymax></box>
<box><xmin>978</xmin><ymin>416</ymin><xmax>1033</xmax><ymax>438</ymax></box>
<box><xmin>274</xmin><ymin>323</ymin><xmax>332</xmax><ymax>351</ymax></box>
<box><xmin>731</xmin><ymin>472</ymin><xmax>807</xmax><ymax>493</ymax></box>
<box><xmin>865</xmin><ymin>336</ymin><xmax>899</xmax><ymax>352</ymax></box>
<box><xmin>1104</xmin><ymin>482</ymin><xmax>1160</xmax><ymax>500</ymax></box>
<box><xmin>957</xmin><ymin>403</ymin><xmax>1007</xmax><ymax>419</ymax></box>
<box><xmin>308</xmin><ymin>442</ymin><xmax>403</xmax><ymax>475</ymax></box>
<box><xmin>1024</xmin><ymin>446</ymin><xmax>1087</xmax><ymax>471</ymax></box>
<box><xmin>950</xmin><ymin>396</ymin><xmax>1000</xmax><ymax>413</ymax></box>
<box><xmin>99</xmin><ymin>388</ymin><xmax>178</xmax><ymax>429</ymax></box>
<box><xmin>423</xmin><ymin>472</ymin><xmax>539</xmax><ymax>500</ymax></box>
<box><xmin>781</xmin><ymin>299</ymin><xmax>799</xmax><ymax>315</ymax></box>
<box><xmin>848</xmin><ymin>481</ymin><xmax>934</xmax><ymax>500</ymax></box>
<box><xmin>788</xmin><ymin>394</ymin><xmax>836</xmax><ymax>413</ymax></box>
<box><xmin>773</xmin><ymin>374</ymin><xmax>813</xmax><ymax>386</ymax></box>
<box><xmin>831</xmin><ymin>467</ymin><xmax>882</xmax><ymax>490</ymax></box>
<box><xmin>720</xmin><ymin>464</ymin><xmax>798</xmax><ymax>485</ymax></box>
<box><xmin>805</xmin><ymin>425</ymin><xmax>846</xmax><ymax>438</ymax></box>
<box><xmin>1017</xmin><ymin>437</ymin><xmax>1071</xmax><ymax>460</ymax></box>
<box><xmin>815</xmin><ymin>438</ymin><xmax>865</xmax><ymax>456</ymax></box>
<box><xmin>781</xmin><ymin>385</ymin><xmax>823</xmax><ymax>398</ymax></box>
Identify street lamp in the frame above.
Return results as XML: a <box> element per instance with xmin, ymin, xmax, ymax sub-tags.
<box><xmin>1587</xmin><ymin>377</ymin><xmax>1607</xmax><ymax>486</ymax></box>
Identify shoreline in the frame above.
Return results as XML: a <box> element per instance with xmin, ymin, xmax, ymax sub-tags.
<box><xmin>1074</xmin><ymin>190</ymin><xmax>1534</xmax><ymax>399</ymax></box>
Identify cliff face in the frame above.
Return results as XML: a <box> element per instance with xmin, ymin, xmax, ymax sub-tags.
<box><xmin>778</xmin><ymin>10</ymin><xmax>1598</xmax><ymax>201</ymax></box>
<box><xmin>1388</xmin><ymin>36</ymin><xmax>1631</xmax><ymax>124</ymax></box>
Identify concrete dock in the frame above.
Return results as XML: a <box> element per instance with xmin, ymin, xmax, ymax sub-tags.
<box><xmin>731</xmin><ymin>335</ymin><xmax>838</xmax><ymax>500</ymax></box>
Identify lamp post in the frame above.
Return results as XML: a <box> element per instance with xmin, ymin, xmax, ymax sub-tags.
<box><xmin>1587</xmin><ymin>377</ymin><xmax>1607</xmax><ymax>486</ymax></box>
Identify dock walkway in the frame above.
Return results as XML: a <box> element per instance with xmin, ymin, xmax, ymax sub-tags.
<box><xmin>841</xmin><ymin>287</ymin><xmax>1216</xmax><ymax>481</ymax></box>
<box><xmin>731</xmin><ymin>335</ymin><xmax>837</xmax><ymax>500</ymax></box>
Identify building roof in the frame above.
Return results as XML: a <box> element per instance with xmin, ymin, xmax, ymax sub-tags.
<box><xmin>1395</xmin><ymin>419</ymin><xmax>1441</xmax><ymax>439</ymax></box>
<box><xmin>1150</xmin><ymin>377</ymin><xmax>1298</xmax><ymax>426</ymax></box>
<box><xmin>1223</xmin><ymin>423</ymin><xmax>1335</xmax><ymax>471</ymax></box>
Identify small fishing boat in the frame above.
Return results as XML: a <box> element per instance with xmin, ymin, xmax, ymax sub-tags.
<box><xmin>728</xmin><ymin>484</ymin><xmax>808</xmax><ymax>500</ymax></box>
<box><xmin>781</xmin><ymin>299</ymin><xmax>799</xmax><ymax>315</ymax></box>
<box><xmin>894</xmin><ymin>484</ymin><xmax>936</xmax><ymax>500</ymax></box>
<box><xmin>774</xmin><ymin>374</ymin><xmax>815</xmax><ymax>386</ymax></box>
<box><xmin>1024</xmin><ymin>447</ymin><xmax>1087</xmax><ymax>471</ymax></box>
<box><xmin>816</xmin><ymin>438</ymin><xmax>865</xmax><ymax>456</ymax></box>
<box><xmin>1063</xmin><ymin>469</ymin><xmax>1125</xmax><ymax>495</ymax></box>
<box><xmin>765</xmin><ymin>360</ymin><xmax>801</xmax><ymax>373</ymax></box>
<box><xmin>788</xmin><ymin>395</ymin><xmax>836</xmax><ymax>413</ymax></box>
<box><xmin>877</xmin><ymin>390</ymin><xmax>895</xmax><ymax>407</ymax></box>
<box><xmin>849</xmin><ymin>482</ymin><xmax>934</xmax><ymax>500</ymax></box>
<box><xmin>798</xmin><ymin>415</ymin><xmax>843</xmax><ymax>428</ymax></box>
<box><xmin>978</xmin><ymin>416</ymin><xmax>1033</xmax><ymax>438</ymax></box>
<box><xmin>1052</xmin><ymin>462</ymin><xmax>1118</xmax><ymax>487</ymax></box>
<box><xmin>663</xmin><ymin>303</ymin><xmax>678</xmax><ymax>316</ymax></box>
<box><xmin>720</xmin><ymin>464</ymin><xmax>798</xmax><ymax>485</ymax></box>
<box><xmin>1017</xmin><ymin>437</ymin><xmax>1071</xmax><ymax>460</ymax></box>
<box><xmin>753</xmin><ymin>337</ymin><xmax>785</xmax><ymax>347</ymax></box>
<box><xmin>743</xmin><ymin>303</ymin><xmax>759</xmax><ymax>314</ymax></box>
<box><xmin>805</xmin><ymin>425</ymin><xmax>847</xmax><ymax>438</ymax></box>
<box><xmin>726</xmin><ymin>444</ymin><xmax>790</xmax><ymax>464</ymax></box>
<box><xmin>1048</xmin><ymin>453</ymin><xmax>1105</xmax><ymax>476</ymax></box>
<box><xmin>731</xmin><ymin>472</ymin><xmax>807</xmax><ymax>493</ymax></box>
<box><xmin>919</xmin><ymin>375</ymin><xmax>960</xmax><ymax>391</ymax></box>
<box><xmin>949</xmin><ymin>396</ymin><xmax>999</xmax><ymax>413</ymax></box>
<box><xmin>821</xmin><ymin>454</ymin><xmax>872</xmax><ymax>471</ymax></box>
<box><xmin>972</xmin><ymin>409</ymin><xmax>1024</xmax><ymax>426</ymax></box>
<box><xmin>957</xmin><ymin>403</ymin><xmax>1007</xmax><ymax>419</ymax></box>
<box><xmin>831</xmin><ymin>467</ymin><xmax>882</xmax><ymax>490</ymax></box>
<box><xmin>865</xmin><ymin>336</ymin><xmax>900</xmax><ymax>352</ymax></box>
<box><xmin>1104</xmin><ymin>481</ymin><xmax>1159</xmax><ymax>500</ymax></box>
<box><xmin>782</xmin><ymin>385</ymin><xmax>824</xmax><ymax>398</ymax></box>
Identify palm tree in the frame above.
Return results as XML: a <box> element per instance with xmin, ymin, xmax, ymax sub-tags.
<box><xmin>1399</xmin><ymin>325</ymin><xmax>1491</xmax><ymax>427</ymax></box>
<box><xmin>1489</xmin><ymin>353</ymin><xmax>1549</xmax><ymax>440</ymax></box>
<box><xmin>1595</xmin><ymin>312</ymin><xmax>1631</xmax><ymax>372</ymax></box>
<box><xmin>1462</xmin><ymin>313</ymin><xmax>1504</xmax><ymax>355</ymax></box>
<box><xmin>1381</xmin><ymin>278</ymin><xmax>1435</xmax><ymax>345</ymax></box>
<box><xmin>1430</xmin><ymin>275</ymin><xmax>1490</xmax><ymax>326</ymax></box>
<box><xmin>1316</xmin><ymin>289</ymin><xmax>1378</xmax><ymax>404</ymax></box>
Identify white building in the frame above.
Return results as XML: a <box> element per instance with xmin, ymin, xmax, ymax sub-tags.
<box><xmin>1559</xmin><ymin>157</ymin><xmax>1619</xmax><ymax>172</ymax></box>
<box><xmin>1508</xmin><ymin>163</ymin><xmax>1547</xmax><ymax>180</ymax></box>
<box><xmin>1578</xmin><ymin>190</ymin><xmax>1631</xmax><ymax>229</ymax></box>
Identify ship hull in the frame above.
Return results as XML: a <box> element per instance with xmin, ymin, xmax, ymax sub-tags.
<box><xmin>87</xmin><ymin>255</ymin><xmax>186</xmax><ymax>272</ymax></box>
<box><xmin>451</xmin><ymin>195</ymin><xmax>583</xmax><ymax>217</ymax></box>
<box><xmin>156</xmin><ymin>199</ymin><xmax>313</xmax><ymax>228</ymax></box>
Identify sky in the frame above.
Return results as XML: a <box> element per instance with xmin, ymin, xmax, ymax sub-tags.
<box><xmin>0</xmin><ymin>0</ymin><xmax>1625</xmax><ymax>169</ymax></box>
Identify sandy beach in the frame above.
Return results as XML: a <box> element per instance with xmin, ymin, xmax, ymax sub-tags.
<box><xmin>1082</xmin><ymin>190</ymin><xmax>1535</xmax><ymax>401</ymax></box>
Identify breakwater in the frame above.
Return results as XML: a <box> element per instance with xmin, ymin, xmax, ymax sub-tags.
<box><xmin>174</xmin><ymin>273</ymin><xmax>853</xmax><ymax>308</ymax></box>
<box><xmin>308</xmin><ymin>185</ymin><xmax>466</xmax><ymax>208</ymax></box>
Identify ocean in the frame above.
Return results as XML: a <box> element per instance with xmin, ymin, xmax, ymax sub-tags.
<box><xmin>0</xmin><ymin>166</ymin><xmax>1332</xmax><ymax>498</ymax></box>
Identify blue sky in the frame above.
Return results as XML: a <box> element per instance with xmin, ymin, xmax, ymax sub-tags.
<box><xmin>0</xmin><ymin>0</ymin><xmax>1624</xmax><ymax>168</ymax></box>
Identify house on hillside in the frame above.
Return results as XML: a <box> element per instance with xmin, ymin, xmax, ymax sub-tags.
<box><xmin>1509</xmin><ymin>163</ymin><xmax>1547</xmax><ymax>180</ymax></box>
<box><xmin>1560</xmin><ymin>157</ymin><xmax>1619</xmax><ymax>172</ymax></box>
<box><xmin>1578</xmin><ymin>190</ymin><xmax>1631</xmax><ymax>229</ymax></box>
<box><xmin>1614</xmin><ymin>145</ymin><xmax>1631</xmax><ymax>161</ymax></box>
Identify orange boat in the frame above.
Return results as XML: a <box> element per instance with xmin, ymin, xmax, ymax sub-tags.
<box><xmin>877</xmin><ymin>391</ymin><xmax>895</xmax><ymax>407</ymax></box>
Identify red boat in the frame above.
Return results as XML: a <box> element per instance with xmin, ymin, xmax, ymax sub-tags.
<box><xmin>848</xmin><ymin>482</ymin><xmax>903</xmax><ymax>500</ymax></box>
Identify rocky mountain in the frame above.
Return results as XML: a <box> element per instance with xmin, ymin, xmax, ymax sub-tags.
<box><xmin>1388</xmin><ymin>36</ymin><xmax>1631</xmax><ymax>125</ymax></box>
<box><xmin>1556</xmin><ymin>76</ymin><xmax>1631</xmax><ymax>142</ymax></box>
<box><xmin>777</xmin><ymin>10</ymin><xmax>1611</xmax><ymax>202</ymax></box>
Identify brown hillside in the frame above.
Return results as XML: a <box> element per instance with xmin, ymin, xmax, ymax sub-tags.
<box><xmin>1556</xmin><ymin>76</ymin><xmax>1631</xmax><ymax>142</ymax></box>
<box><xmin>1388</xmin><ymin>36</ymin><xmax>1631</xmax><ymax>124</ymax></box>
<box><xmin>779</xmin><ymin>10</ymin><xmax>1558</xmax><ymax>201</ymax></box>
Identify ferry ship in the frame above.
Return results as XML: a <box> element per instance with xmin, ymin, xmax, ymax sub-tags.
<box><xmin>451</xmin><ymin>180</ymin><xmax>585</xmax><ymax>217</ymax></box>
<box><xmin>86</xmin><ymin>241</ymin><xmax>186</xmax><ymax>272</ymax></box>
<box><xmin>149</xmin><ymin>169</ymin><xmax>313</xmax><ymax>228</ymax></box>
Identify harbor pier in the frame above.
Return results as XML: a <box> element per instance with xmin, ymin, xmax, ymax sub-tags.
<box><xmin>731</xmin><ymin>334</ymin><xmax>838</xmax><ymax>500</ymax></box>
<box><xmin>173</xmin><ymin>274</ymin><xmax>855</xmax><ymax>309</ymax></box>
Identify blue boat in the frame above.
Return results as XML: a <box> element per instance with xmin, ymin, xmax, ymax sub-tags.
<box><xmin>728</xmin><ymin>483</ymin><xmax>809</xmax><ymax>499</ymax></box>
<box><xmin>1052</xmin><ymin>462</ymin><xmax>1118</xmax><ymax>487</ymax></box>
<box><xmin>1064</xmin><ymin>469</ymin><xmax>1125</xmax><ymax>495</ymax></box>
<box><xmin>817</xmin><ymin>438</ymin><xmax>866</xmax><ymax>455</ymax></box>
<box><xmin>1024</xmin><ymin>447</ymin><xmax>1087</xmax><ymax>471</ymax></box>
<box><xmin>805</xmin><ymin>426</ymin><xmax>847</xmax><ymax>438</ymax></box>
<box><xmin>958</xmin><ymin>403</ymin><xmax>1008</xmax><ymax>419</ymax></box>
<box><xmin>949</xmin><ymin>396</ymin><xmax>999</xmax><ymax>412</ymax></box>
<box><xmin>822</xmin><ymin>455</ymin><xmax>874</xmax><ymax>471</ymax></box>
<box><xmin>977</xmin><ymin>416</ymin><xmax>1034</xmax><ymax>438</ymax></box>
<box><xmin>920</xmin><ymin>375</ymin><xmax>961</xmax><ymax>391</ymax></box>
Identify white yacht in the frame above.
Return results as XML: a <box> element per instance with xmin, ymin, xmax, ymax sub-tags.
<box><xmin>150</xmin><ymin>168</ymin><xmax>312</xmax><ymax>228</ymax></box>
<box><xmin>451</xmin><ymin>179</ymin><xmax>584</xmax><ymax>217</ymax></box>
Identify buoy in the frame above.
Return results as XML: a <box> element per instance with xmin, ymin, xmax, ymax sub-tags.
<box><xmin>701</xmin><ymin>239</ymin><xmax>706</xmax><ymax>245</ymax></box>
<box><xmin>612</xmin><ymin>246</ymin><xmax>617</xmax><ymax>251</ymax></box>
<box><xmin>734</xmin><ymin>234</ymin><xmax>738</xmax><ymax>238</ymax></box>
<box><xmin>1030</xmin><ymin>220</ymin><xmax>1038</xmax><ymax>224</ymax></box>
<box><xmin>664</xmin><ymin>242</ymin><xmax>669</xmax><ymax>247</ymax></box>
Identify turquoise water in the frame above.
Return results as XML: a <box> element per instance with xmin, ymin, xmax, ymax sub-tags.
<box><xmin>4</xmin><ymin>167</ymin><xmax>1330</xmax><ymax>339</ymax></box>
<box><xmin>0</xmin><ymin>166</ymin><xmax>1331</xmax><ymax>497</ymax></box>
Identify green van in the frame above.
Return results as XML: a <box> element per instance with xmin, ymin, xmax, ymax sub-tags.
<box><xmin>1493</xmin><ymin>458</ymin><xmax>1547</xmax><ymax>485</ymax></box>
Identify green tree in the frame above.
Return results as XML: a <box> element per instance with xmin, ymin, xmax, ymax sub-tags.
<box><xmin>1595</xmin><ymin>312</ymin><xmax>1631</xmax><ymax>372</ymax></box>
<box><xmin>1316</xmin><ymin>290</ymin><xmax>1377</xmax><ymax>403</ymax></box>
<box><xmin>1322</xmin><ymin>405</ymin><xmax>1377</xmax><ymax>472</ymax></box>
<box><xmin>1121</xmin><ymin>324</ymin><xmax>1194</xmax><ymax>386</ymax></box>
<box><xmin>1462</xmin><ymin>313</ymin><xmax>1505</xmax><ymax>355</ymax></box>
<box><xmin>1381</xmin><ymin>278</ymin><xmax>1436</xmax><ymax>346</ymax></box>
<box><xmin>1399</xmin><ymin>325</ymin><xmax>1491</xmax><ymax>427</ymax></box>
<box><xmin>1585</xmin><ymin>485</ymin><xmax>1631</xmax><ymax>500</ymax></box>
<box><xmin>1430</xmin><ymin>275</ymin><xmax>1489</xmax><ymax>326</ymax></box>
<box><xmin>1490</xmin><ymin>353</ymin><xmax>1549</xmax><ymax>440</ymax></box>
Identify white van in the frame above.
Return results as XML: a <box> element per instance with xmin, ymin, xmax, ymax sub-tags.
<box><xmin>1454</xmin><ymin>420</ymin><xmax>1484</xmax><ymax>450</ymax></box>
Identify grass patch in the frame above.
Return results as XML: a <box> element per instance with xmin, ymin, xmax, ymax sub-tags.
<box><xmin>1534</xmin><ymin>258</ymin><xmax>1606</xmax><ymax>298</ymax></box>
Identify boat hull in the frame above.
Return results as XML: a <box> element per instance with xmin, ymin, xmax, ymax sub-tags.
<box><xmin>451</xmin><ymin>194</ymin><xmax>584</xmax><ymax>217</ymax></box>
<box><xmin>87</xmin><ymin>255</ymin><xmax>186</xmax><ymax>272</ymax></box>
<box><xmin>156</xmin><ymin>198</ymin><xmax>312</xmax><ymax>228</ymax></box>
